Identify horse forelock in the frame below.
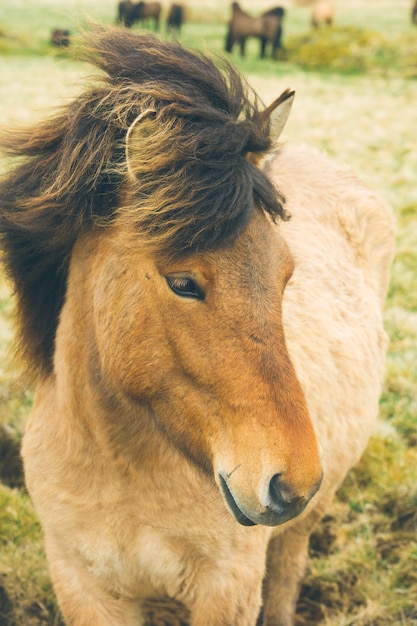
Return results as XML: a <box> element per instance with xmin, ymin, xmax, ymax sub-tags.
<box><xmin>0</xmin><ymin>28</ymin><xmax>286</xmax><ymax>378</ymax></box>
<box><xmin>88</xmin><ymin>29</ymin><xmax>287</xmax><ymax>252</ymax></box>
<box><xmin>121</xmin><ymin>108</ymin><xmax>285</xmax><ymax>253</ymax></box>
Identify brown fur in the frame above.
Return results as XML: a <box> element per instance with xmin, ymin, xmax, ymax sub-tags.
<box><xmin>117</xmin><ymin>1</ymin><xmax>161</xmax><ymax>29</ymax></box>
<box><xmin>0</xmin><ymin>29</ymin><xmax>286</xmax><ymax>380</ymax></box>
<box><xmin>136</xmin><ymin>1</ymin><xmax>162</xmax><ymax>30</ymax></box>
<box><xmin>225</xmin><ymin>3</ymin><xmax>285</xmax><ymax>59</ymax></box>
<box><xmin>117</xmin><ymin>0</ymin><xmax>136</xmax><ymax>27</ymax></box>
<box><xmin>166</xmin><ymin>3</ymin><xmax>184</xmax><ymax>34</ymax></box>
<box><xmin>51</xmin><ymin>28</ymin><xmax>71</xmax><ymax>47</ymax></box>
<box><xmin>412</xmin><ymin>0</ymin><xmax>417</xmax><ymax>24</ymax></box>
<box><xmin>0</xmin><ymin>28</ymin><xmax>394</xmax><ymax>626</ymax></box>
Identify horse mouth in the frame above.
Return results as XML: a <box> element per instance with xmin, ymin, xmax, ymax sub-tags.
<box><xmin>218</xmin><ymin>475</ymin><xmax>257</xmax><ymax>527</ymax></box>
<box><xmin>218</xmin><ymin>473</ymin><xmax>313</xmax><ymax>527</ymax></box>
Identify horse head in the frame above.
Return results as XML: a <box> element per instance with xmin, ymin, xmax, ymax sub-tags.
<box><xmin>0</xmin><ymin>31</ymin><xmax>322</xmax><ymax>528</ymax></box>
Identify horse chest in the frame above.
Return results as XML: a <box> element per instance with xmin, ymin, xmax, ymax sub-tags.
<box><xmin>71</xmin><ymin>503</ymin><xmax>269</xmax><ymax>604</ymax></box>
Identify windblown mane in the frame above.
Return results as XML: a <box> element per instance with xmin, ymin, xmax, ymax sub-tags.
<box><xmin>0</xmin><ymin>28</ymin><xmax>287</xmax><ymax>379</ymax></box>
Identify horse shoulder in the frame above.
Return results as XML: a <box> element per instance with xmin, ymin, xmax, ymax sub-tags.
<box><xmin>265</xmin><ymin>144</ymin><xmax>395</xmax><ymax>473</ymax></box>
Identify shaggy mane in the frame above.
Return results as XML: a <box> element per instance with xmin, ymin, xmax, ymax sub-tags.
<box><xmin>0</xmin><ymin>28</ymin><xmax>286</xmax><ymax>379</ymax></box>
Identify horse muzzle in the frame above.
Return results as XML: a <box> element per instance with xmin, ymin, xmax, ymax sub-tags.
<box><xmin>218</xmin><ymin>471</ymin><xmax>323</xmax><ymax>527</ymax></box>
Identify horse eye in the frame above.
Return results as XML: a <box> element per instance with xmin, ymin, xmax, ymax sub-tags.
<box><xmin>165</xmin><ymin>275</ymin><xmax>205</xmax><ymax>301</ymax></box>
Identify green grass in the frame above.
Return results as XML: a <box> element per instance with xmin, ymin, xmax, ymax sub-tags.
<box><xmin>1</xmin><ymin>0</ymin><xmax>417</xmax><ymax>78</ymax></box>
<box><xmin>0</xmin><ymin>485</ymin><xmax>58</xmax><ymax>626</ymax></box>
<box><xmin>1</xmin><ymin>1</ymin><xmax>417</xmax><ymax>624</ymax></box>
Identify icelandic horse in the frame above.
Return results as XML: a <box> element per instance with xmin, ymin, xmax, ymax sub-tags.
<box><xmin>311</xmin><ymin>0</ymin><xmax>335</xmax><ymax>28</ymax></box>
<box><xmin>412</xmin><ymin>0</ymin><xmax>417</xmax><ymax>24</ymax></box>
<box><xmin>0</xmin><ymin>28</ymin><xmax>394</xmax><ymax>626</ymax></box>
<box><xmin>135</xmin><ymin>1</ymin><xmax>162</xmax><ymax>30</ymax></box>
<box><xmin>166</xmin><ymin>3</ymin><xmax>184</xmax><ymax>35</ymax></box>
<box><xmin>225</xmin><ymin>3</ymin><xmax>285</xmax><ymax>59</ymax></box>
<box><xmin>117</xmin><ymin>1</ymin><xmax>161</xmax><ymax>29</ymax></box>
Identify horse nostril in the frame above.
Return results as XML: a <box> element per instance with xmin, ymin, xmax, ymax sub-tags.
<box><xmin>267</xmin><ymin>472</ymin><xmax>322</xmax><ymax>519</ymax></box>
<box><xmin>267</xmin><ymin>473</ymin><xmax>304</xmax><ymax>515</ymax></box>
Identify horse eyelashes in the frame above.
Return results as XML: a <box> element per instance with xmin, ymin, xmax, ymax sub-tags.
<box><xmin>165</xmin><ymin>275</ymin><xmax>205</xmax><ymax>300</ymax></box>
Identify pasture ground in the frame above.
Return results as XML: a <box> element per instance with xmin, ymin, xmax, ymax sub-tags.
<box><xmin>0</xmin><ymin>1</ymin><xmax>417</xmax><ymax>624</ymax></box>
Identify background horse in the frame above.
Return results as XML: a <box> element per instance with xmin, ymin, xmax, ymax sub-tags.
<box><xmin>412</xmin><ymin>0</ymin><xmax>417</xmax><ymax>24</ymax></box>
<box><xmin>117</xmin><ymin>0</ymin><xmax>161</xmax><ymax>29</ymax></box>
<box><xmin>135</xmin><ymin>1</ymin><xmax>161</xmax><ymax>29</ymax></box>
<box><xmin>50</xmin><ymin>28</ymin><xmax>71</xmax><ymax>47</ymax></box>
<box><xmin>225</xmin><ymin>2</ymin><xmax>285</xmax><ymax>59</ymax></box>
<box><xmin>0</xmin><ymin>29</ymin><xmax>394</xmax><ymax>626</ymax></box>
<box><xmin>311</xmin><ymin>0</ymin><xmax>335</xmax><ymax>28</ymax></box>
<box><xmin>117</xmin><ymin>0</ymin><xmax>138</xmax><ymax>27</ymax></box>
<box><xmin>167</xmin><ymin>3</ymin><xmax>184</xmax><ymax>35</ymax></box>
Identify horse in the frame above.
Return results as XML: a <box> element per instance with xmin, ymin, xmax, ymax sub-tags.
<box><xmin>167</xmin><ymin>3</ymin><xmax>184</xmax><ymax>35</ymax></box>
<box><xmin>135</xmin><ymin>1</ymin><xmax>161</xmax><ymax>30</ymax></box>
<box><xmin>311</xmin><ymin>0</ymin><xmax>335</xmax><ymax>28</ymax></box>
<box><xmin>0</xmin><ymin>29</ymin><xmax>395</xmax><ymax>626</ymax></box>
<box><xmin>117</xmin><ymin>0</ymin><xmax>161</xmax><ymax>29</ymax></box>
<box><xmin>117</xmin><ymin>0</ymin><xmax>139</xmax><ymax>27</ymax></box>
<box><xmin>51</xmin><ymin>28</ymin><xmax>71</xmax><ymax>47</ymax></box>
<box><xmin>412</xmin><ymin>0</ymin><xmax>417</xmax><ymax>24</ymax></box>
<box><xmin>225</xmin><ymin>3</ymin><xmax>285</xmax><ymax>59</ymax></box>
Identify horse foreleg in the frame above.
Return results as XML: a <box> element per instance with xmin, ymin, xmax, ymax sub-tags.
<box><xmin>239</xmin><ymin>37</ymin><xmax>247</xmax><ymax>57</ymax></box>
<box><xmin>259</xmin><ymin>37</ymin><xmax>267</xmax><ymax>59</ymax></box>
<box><xmin>225</xmin><ymin>28</ymin><xmax>233</xmax><ymax>53</ymax></box>
<box><xmin>182</xmin><ymin>547</ymin><xmax>267</xmax><ymax>626</ymax></box>
<box><xmin>272</xmin><ymin>26</ymin><xmax>282</xmax><ymax>58</ymax></box>
<box><xmin>190</xmin><ymin>580</ymin><xmax>263</xmax><ymax>626</ymax></box>
<box><xmin>48</xmin><ymin>555</ymin><xmax>144</xmax><ymax>626</ymax></box>
<box><xmin>260</xmin><ymin>529</ymin><xmax>309</xmax><ymax>626</ymax></box>
<box><xmin>260</xmin><ymin>495</ymin><xmax>334</xmax><ymax>626</ymax></box>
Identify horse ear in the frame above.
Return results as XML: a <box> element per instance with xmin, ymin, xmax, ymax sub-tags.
<box><xmin>247</xmin><ymin>89</ymin><xmax>294</xmax><ymax>165</ymax></box>
<box><xmin>265</xmin><ymin>88</ymin><xmax>295</xmax><ymax>143</ymax></box>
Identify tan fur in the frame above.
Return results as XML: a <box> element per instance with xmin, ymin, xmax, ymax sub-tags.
<box><xmin>1</xmin><ymin>28</ymin><xmax>394</xmax><ymax>626</ymax></box>
<box><xmin>311</xmin><ymin>0</ymin><xmax>335</xmax><ymax>28</ymax></box>
<box><xmin>260</xmin><ymin>145</ymin><xmax>395</xmax><ymax>623</ymax></box>
<box><xmin>21</xmin><ymin>144</ymin><xmax>395</xmax><ymax>625</ymax></box>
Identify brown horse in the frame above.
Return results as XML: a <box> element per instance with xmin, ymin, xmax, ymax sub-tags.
<box><xmin>167</xmin><ymin>3</ymin><xmax>184</xmax><ymax>35</ymax></box>
<box><xmin>0</xmin><ymin>29</ymin><xmax>394</xmax><ymax>626</ymax></box>
<box><xmin>225</xmin><ymin>2</ymin><xmax>285</xmax><ymax>59</ymax></box>
<box><xmin>412</xmin><ymin>0</ymin><xmax>417</xmax><ymax>24</ymax></box>
<box><xmin>51</xmin><ymin>28</ymin><xmax>71</xmax><ymax>47</ymax></box>
<box><xmin>135</xmin><ymin>0</ymin><xmax>161</xmax><ymax>29</ymax></box>
<box><xmin>117</xmin><ymin>0</ymin><xmax>138</xmax><ymax>27</ymax></box>
<box><xmin>117</xmin><ymin>0</ymin><xmax>161</xmax><ymax>29</ymax></box>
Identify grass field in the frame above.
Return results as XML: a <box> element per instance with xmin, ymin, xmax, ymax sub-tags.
<box><xmin>1</xmin><ymin>1</ymin><xmax>417</xmax><ymax>624</ymax></box>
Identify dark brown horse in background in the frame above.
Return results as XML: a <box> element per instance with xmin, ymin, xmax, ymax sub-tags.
<box><xmin>225</xmin><ymin>2</ymin><xmax>285</xmax><ymax>59</ymax></box>
<box><xmin>50</xmin><ymin>28</ymin><xmax>71</xmax><ymax>47</ymax></box>
<box><xmin>117</xmin><ymin>0</ymin><xmax>161</xmax><ymax>29</ymax></box>
<box><xmin>137</xmin><ymin>1</ymin><xmax>161</xmax><ymax>30</ymax></box>
<box><xmin>167</xmin><ymin>3</ymin><xmax>184</xmax><ymax>35</ymax></box>
<box><xmin>117</xmin><ymin>0</ymin><xmax>139</xmax><ymax>27</ymax></box>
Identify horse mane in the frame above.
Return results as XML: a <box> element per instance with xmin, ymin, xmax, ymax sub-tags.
<box><xmin>0</xmin><ymin>28</ymin><xmax>287</xmax><ymax>380</ymax></box>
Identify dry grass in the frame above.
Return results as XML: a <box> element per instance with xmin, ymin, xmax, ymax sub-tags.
<box><xmin>1</xmin><ymin>1</ymin><xmax>416</xmax><ymax>624</ymax></box>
